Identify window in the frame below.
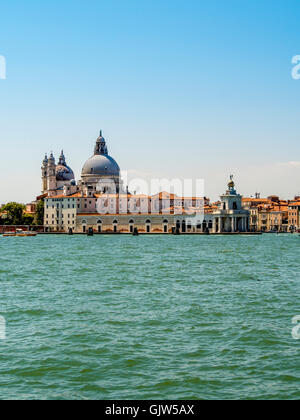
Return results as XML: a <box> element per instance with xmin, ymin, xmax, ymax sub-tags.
<box><xmin>129</xmin><ymin>219</ymin><xmax>134</xmax><ymax>233</ymax></box>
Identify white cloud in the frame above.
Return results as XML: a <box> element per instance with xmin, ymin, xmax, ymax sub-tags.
<box><xmin>278</xmin><ymin>161</ymin><xmax>300</xmax><ymax>167</ymax></box>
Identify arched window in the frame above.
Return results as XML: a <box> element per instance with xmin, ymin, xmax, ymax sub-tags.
<box><xmin>233</xmin><ymin>202</ymin><xmax>237</xmax><ymax>210</ymax></box>
<box><xmin>82</xmin><ymin>220</ymin><xmax>87</xmax><ymax>233</ymax></box>
<box><xmin>145</xmin><ymin>220</ymin><xmax>151</xmax><ymax>233</ymax></box>
<box><xmin>196</xmin><ymin>221</ymin><xmax>202</xmax><ymax>229</ymax></box>
<box><xmin>113</xmin><ymin>220</ymin><xmax>118</xmax><ymax>233</ymax></box>
<box><xmin>129</xmin><ymin>219</ymin><xmax>134</xmax><ymax>233</ymax></box>
<box><xmin>208</xmin><ymin>220</ymin><xmax>213</xmax><ymax>229</ymax></box>
<box><xmin>163</xmin><ymin>219</ymin><xmax>168</xmax><ymax>233</ymax></box>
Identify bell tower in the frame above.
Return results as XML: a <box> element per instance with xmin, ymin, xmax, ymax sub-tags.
<box><xmin>41</xmin><ymin>154</ymin><xmax>48</xmax><ymax>194</ymax></box>
<box><xmin>47</xmin><ymin>152</ymin><xmax>57</xmax><ymax>194</ymax></box>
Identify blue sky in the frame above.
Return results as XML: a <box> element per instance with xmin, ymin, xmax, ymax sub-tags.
<box><xmin>1</xmin><ymin>0</ymin><xmax>300</xmax><ymax>202</ymax></box>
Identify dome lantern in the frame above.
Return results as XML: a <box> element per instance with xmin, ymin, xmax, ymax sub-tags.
<box><xmin>94</xmin><ymin>130</ymin><xmax>108</xmax><ymax>156</ymax></box>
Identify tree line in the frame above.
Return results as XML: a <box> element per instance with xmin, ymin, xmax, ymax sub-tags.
<box><xmin>0</xmin><ymin>200</ymin><xmax>44</xmax><ymax>226</ymax></box>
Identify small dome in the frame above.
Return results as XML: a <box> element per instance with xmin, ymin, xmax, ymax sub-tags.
<box><xmin>82</xmin><ymin>154</ymin><xmax>120</xmax><ymax>177</ymax></box>
<box><xmin>56</xmin><ymin>150</ymin><xmax>75</xmax><ymax>181</ymax></box>
<box><xmin>56</xmin><ymin>164</ymin><xmax>75</xmax><ymax>181</ymax></box>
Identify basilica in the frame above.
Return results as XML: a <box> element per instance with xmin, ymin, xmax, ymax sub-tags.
<box><xmin>42</xmin><ymin>131</ymin><xmax>250</xmax><ymax>234</ymax></box>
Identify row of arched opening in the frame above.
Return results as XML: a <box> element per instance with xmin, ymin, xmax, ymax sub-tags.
<box><xmin>175</xmin><ymin>220</ymin><xmax>213</xmax><ymax>233</ymax></box>
<box><xmin>81</xmin><ymin>219</ymin><xmax>213</xmax><ymax>233</ymax></box>
<box><xmin>81</xmin><ymin>219</ymin><xmax>170</xmax><ymax>233</ymax></box>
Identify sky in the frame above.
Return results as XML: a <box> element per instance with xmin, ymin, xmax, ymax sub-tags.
<box><xmin>0</xmin><ymin>0</ymin><xmax>300</xmax><ymax>203</ymax></box>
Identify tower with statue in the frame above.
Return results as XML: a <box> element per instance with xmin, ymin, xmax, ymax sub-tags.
<box><xmin>212</xmin><ymin>175</ymin><xmax>250</xmax><ymax>233</ymax></box>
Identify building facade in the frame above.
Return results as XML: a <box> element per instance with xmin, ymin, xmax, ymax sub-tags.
<box><xmin>212</xmin><ymin>176</ymin><xmax>249</xmax><ymax>233</ymax></box>
<box><xmin>43</xmin><ymin>131</ymin><xmax>250</xmax><ymax>234</ymax></box>
<box><xmin>288</xmin><ymin>200</ymin><xmax>300</xmax><ymax>232</ymax></box>
<box><xmin>243</xmin><ymin>195</ymin><xmax>289</xmax><ymax>232</ymax></box>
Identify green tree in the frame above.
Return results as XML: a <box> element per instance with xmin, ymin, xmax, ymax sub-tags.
<box><xmin>23</xmin><ymin>214</ymin><xmax>35</xmax><ymax>225</ymax></box>
<box><xmin>34</xmin><ymin>199</ymin><xmax>45</xmax><ymax>226</ymax></box>
<box><xmin>0</xmin><ymin>202</ymin><xmax>26</xmax><ymax>225</ymax></box>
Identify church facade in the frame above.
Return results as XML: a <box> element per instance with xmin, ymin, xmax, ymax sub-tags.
<box><xmin>42</xmin><ymin>131</ymin><xmax>250</xmax><ymax>234</ymax></box>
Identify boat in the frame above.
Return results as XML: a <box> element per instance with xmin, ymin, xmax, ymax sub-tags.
<box><xmin>3</xmin><ymin>229</ymin><xmax>37</xmax><ymax>237</ymax></box>
<box><xmin>16</xmin><ymin>229</ymin><xmax>37</xmax><ymax>237</ymax></box>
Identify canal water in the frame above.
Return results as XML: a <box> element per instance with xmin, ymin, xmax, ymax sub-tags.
<box><xmin>0</xmin><ymin>234</ymin><xmax>299</xmax><ymax>400</ymax></box>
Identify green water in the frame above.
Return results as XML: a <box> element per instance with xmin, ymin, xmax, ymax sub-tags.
<box><xmin>0</xmin><ymin>234</ymin><xmax>299</xmax><ymax>400</ymax></box>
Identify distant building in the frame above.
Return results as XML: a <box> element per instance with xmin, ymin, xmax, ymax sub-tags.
<box><xmin>242</xmin><ymin>196</ymin><xmax>289</xmax><ymax>232</ymax></box>
<box><xmin>288</xmin><ymin>199</ymin><xmax>300</xmax><ymax>232</ymax></box>
<box><xmin>212</xmin><ymin>176</ymin><xmax>249</xmax><ymax>233</ymax></box>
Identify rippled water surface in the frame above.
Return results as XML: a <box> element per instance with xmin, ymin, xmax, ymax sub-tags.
<box><xmin>0</xmin><ymin>234</ymin><xmax>299</xmax><ymax>400</ymax></box>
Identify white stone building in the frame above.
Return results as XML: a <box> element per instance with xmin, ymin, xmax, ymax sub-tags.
<box><xmin>43</xmin><ymin>131</ymin><xmax>249</xmax><ymax>234</ymax></box>
<box><xmin>212</xmin><ymin>176</ymin><xmax>250</xmax><ymax>233</ymax></box>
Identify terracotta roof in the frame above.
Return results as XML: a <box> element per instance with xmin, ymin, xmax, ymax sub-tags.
<box><xmin>243</xmin><ymin>198</ymin><xmax>271</xmax><ymax>203</ymax></box>
<box><xmin>48</xmin><ymin>193</ymin><xmax>85</xmax><ymax>198</ymax></box>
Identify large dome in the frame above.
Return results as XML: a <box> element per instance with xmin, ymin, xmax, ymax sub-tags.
<box><xmin>82</xmin><ymin>154</ymin><xmax>120</xmax><ymax>177</ymax></box>
<box><xmin>81</xmin><ymin>131</ymin><xmax>120</xmax><ymax>178</ymax></box>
